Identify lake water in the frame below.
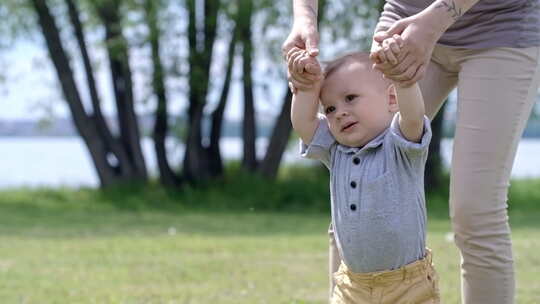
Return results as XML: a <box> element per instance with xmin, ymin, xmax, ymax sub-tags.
<box><xmin>1</xmin><ymin>137</ymin><xmax>539</xmax><ymax>188</ymax></box>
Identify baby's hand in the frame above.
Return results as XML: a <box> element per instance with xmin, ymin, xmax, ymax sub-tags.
<box><xmin>286</xmin><ymin>47</ymin><xmax>322</xmax><ymax>92</ymax></box>
<box><xmin>370</xmin><ymin>34</ymin><xmax>403</xmax><ymax>65</ymax></box>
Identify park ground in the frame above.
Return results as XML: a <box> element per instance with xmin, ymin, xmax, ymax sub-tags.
<box><xmin>1</xmin><ymin>166</ymin><xmax>539</xmax><ymax>303</ymax></box>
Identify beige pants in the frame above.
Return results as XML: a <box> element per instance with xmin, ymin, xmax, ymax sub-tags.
<box><xmin>332</xmin><ymin>250</ymin><xmax>440</xmax><ymax>304</ymax></box>
<box><xmin>329</xmin><ymin>45</ymin><xmax>540</xmax><ymax>304</ymax></box>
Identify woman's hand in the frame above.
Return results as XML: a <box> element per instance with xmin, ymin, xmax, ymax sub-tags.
<box><xmin>286</xmin><ymin>47</ymin><xmax>323</xmax><ymax>93</ymax></box>
<box><xmin>282</xmin><ymin>18</ymin><xmax>319</xmax><ymax>58</ymax></box>
<box><xmin>370</xmin><ymin>12</ymin><xmax>445</xmax><ymax>87</ymax></box>
<box><xmin>282</xmin><ymin>19</ymin><xmax>320</xmax><ymax>92</ymax></box>
<box><xmin>371</xmin><ymin>34</ymin><xmax>404</xmax><ymax>66</ymax></box>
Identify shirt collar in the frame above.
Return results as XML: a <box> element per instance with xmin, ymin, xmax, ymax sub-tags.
<box><xmin>335</xmin><ymin>128</ymin><xmax>388</xmax><ymax>154</ymax></box>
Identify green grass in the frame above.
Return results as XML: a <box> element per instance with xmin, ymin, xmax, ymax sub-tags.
<box><xmin>0</xmin><ymin>170</ymin><xmax>539</xmax><ymax>303</ymax></box>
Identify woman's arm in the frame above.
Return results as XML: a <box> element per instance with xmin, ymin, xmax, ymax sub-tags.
<box><xmin>293</xmin><ymin>0</ymin><xmax>318</xmax><ymax>31</ymax></box>
<box><xmin>282</xmin><ymin>0</ymin><xmax>320</xmax><ymax>92</ymax></box>
<box><xmin>286</xmin><ymin>0</ymin><xmax>319</xmax><ymax>57</ymax></box>
<box><xmin>404</xmin><ymin>0</ymin><xmax>481</xmax><ymax>35</ymax></box>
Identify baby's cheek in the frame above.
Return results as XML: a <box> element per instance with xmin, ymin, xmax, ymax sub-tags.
<box><xmin>328</xmin><ymin>123</ymin><xmax>340</xmax><ymax>137</ymax></box>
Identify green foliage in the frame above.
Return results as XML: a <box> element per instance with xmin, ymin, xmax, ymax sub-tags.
<box><xmin>0</xmin><ymin>0</ymin><xmax>39</xmax><ymax>46</ymax></box>
<box><xmin>179</xmin><ymin>162</ymin><xmax>332</xmax><ymax>212</ymax></box>
<box><xmin>3</xmin><ymin>165</ymin><xmax>539</xmax><ymax>216</ymax></box>
<box><xmin>318</xmin><ymin>0</ymin><xmax>384</xmax><ymax>56</ymax></box>
<box><xmin>508</xmin><ymin>178</ymin><xmax>540</xmax><ymax>213</ymax></box>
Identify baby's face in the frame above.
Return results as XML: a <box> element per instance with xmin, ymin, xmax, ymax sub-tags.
<box><xmin>320</xmin><ymin>62</ymin><xmax>395</xmax><ymax>147</ymax></box>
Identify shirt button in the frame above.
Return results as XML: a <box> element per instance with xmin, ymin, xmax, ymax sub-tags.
<box><xmin>353</xmin><ymin>157</ymin><xmax>360</xmax><ymax>165</ymax></box>
<box><xmin>350</xmin><ymin>204</ymin><xmax>357</xmax><ymax>211</ymax></box>
<box><xmin>350</xmin><ymin>181</ymin><xmax>357</xmax><ymax>188</ymax></box>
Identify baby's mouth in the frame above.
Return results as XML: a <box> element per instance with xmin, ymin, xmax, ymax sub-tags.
<box><xmin>341</xmin><ymin>122</ymin><xmax>358</xmax><ymax>132</ymax></box>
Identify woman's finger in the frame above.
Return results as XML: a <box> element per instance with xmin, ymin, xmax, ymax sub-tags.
<box><xmin>369</xmin><ymin>43</ymin><xmax>384</xmax><ymax>64</ymax></box>
<box><xmin>286</xmin><ymin>46</ymin><xmax>302</xmax><ymax>62</ymax></box>
<box><xmin>377</xmin><ymin>48</ymin><xmax>388</xmax><ymax>64</ymax></box>
<box><xmin>388</xmin><ymin>39</ymin><xmax>401</xmax><ymax>58</ymax></box>
<box><xmin>293</xmin><ymin>51</ymin><xmax>307</xmax><ymax>74</ymax></box>
<box><xmin>282</xmin><ymin>39</ymin><xmax>297</xmax><ymax>60</ymax></box>
<box><xmin>305</xmin><ymin>34</ymin><xmax>320</xmax><ymax>57</ymax></box>
<box><xmin>287</xmin><ymin>49</ymin><xmax>303</xmax><ymax>71</ymax></box>
<box><xmin>373</xmin><ymin>19</ymin><xmax>407</xmax><ymax>43</ymax></box>
<box><xmin>383</xmin><ymin>43</ymin><xmax>397</xmax><ymax>65</ymax></box>
<box><xmin>387</xmin><ymin>54</ymin><xmax>415</xmax><ymax>75</ymax></box>
<box><xmin>297</xmin><ymin>53</ymin><xmax>314</xmax><ymax>74</ymax></box>
<box><xmin>393</xmin><ymin>34</ymin><xmax>404</xmax><ymax>48</ymax></box>
<box><xmin>370</xmin><ymin>53</ymin><xmax>382</xmax><ymax>64</ymax></box>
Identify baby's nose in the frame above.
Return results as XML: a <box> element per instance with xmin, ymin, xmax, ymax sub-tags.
<box><xmin>337</xmin><ymin>109</ymin><xmax>348</xmax><ymax>118</ymax></box>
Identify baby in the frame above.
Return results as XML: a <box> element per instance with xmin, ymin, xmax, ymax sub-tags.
<box><xmin>288</xmin><ymin>35</ymin><xmax>440</xmax><ymax>304</ymax></box>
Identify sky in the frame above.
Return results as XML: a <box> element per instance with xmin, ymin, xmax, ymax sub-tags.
<box><xmin>0</xmin><ymin>38</ymin><xmax>284</xmax><ymax>123</ymax></box>
<box><xmin>10</xmin><ymin>36</ymin><xmax>540</xmax><ymax>126</ymax></box>
<box><xmin>1</xmin><ymin>39</ymin><xmax>451</xmax><ymax>124</ymax></box>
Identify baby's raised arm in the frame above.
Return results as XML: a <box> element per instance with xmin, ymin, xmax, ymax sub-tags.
<box><xmin>372</xmin><ymin>36</ymin><xmax>425</xmax><ymax>142</ymax></box>
<box><xmin>395</xmin><ymin>84</ymin><xmax>425</xmax><ymax>143</ymax></box>
<box><xmin>288</xmin><ymin>47</ymin><xmax>323</xmax><ymax>145</ymax></box>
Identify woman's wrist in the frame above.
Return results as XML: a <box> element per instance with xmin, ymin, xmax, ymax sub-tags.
<box><xmin>293</xmin><ymin>0</ymin><xmax>318</xmax><ymax>22</ymax></box>
<box><xmin>417</xmin><ymin>3</ymin><xmax>456</xmax><ymax>41</ymax></box>
<box><xmin>293</xmin><ymin>16</ymin><xmax>317</xmax><ymax>31</ymax></box>
<box><xmin>421</xmin><ymin>0</ymin><xmax>465</xmax><ymax>36</ymax></box>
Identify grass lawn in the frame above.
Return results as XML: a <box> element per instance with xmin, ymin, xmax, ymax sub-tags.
<box><xmin>0</xmin><ymin>179</ymin><xmax>539</xmax><ymax>303</ymax></box>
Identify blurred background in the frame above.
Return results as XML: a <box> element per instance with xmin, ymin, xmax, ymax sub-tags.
<box><xmin>0</xmin><ymin>0</ymin><xmax>539</xmax><ymax>189</ymax></box>
<box><xmin>0</xmin><ymin>0</ymin><xmax>539</xmax><ymax>303</ymax></box>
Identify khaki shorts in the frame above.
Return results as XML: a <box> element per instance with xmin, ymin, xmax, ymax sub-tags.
<box><xmin>331</xmin><ymin>250</ymin><xmax>440</xmax><ymax>304</ymax></box>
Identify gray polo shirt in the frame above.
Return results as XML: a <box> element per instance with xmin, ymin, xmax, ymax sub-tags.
<box><xmin>301</xmin><ymin>113</ymin><xmax>432</xmax><ymax>273</ymax></box>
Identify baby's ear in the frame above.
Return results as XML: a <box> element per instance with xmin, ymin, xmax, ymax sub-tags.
<box><xmin>387</xmin><ymin>84</ymin><xmax>399</xmax><ymax>113</ymax></box>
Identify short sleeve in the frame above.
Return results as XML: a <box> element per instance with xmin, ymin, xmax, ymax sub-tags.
<box><xmin>388</xmin><ymin>113</ymin><xmax>432</xmax><ymax>158</ymax></box>
<box><xmin>299</xmin><ymin>114</ymin><xmax>336</xmax><ymax>169</ymax></box>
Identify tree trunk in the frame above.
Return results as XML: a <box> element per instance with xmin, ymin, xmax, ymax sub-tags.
<box><xmin>31</xmin><ymin>0</ymin><xmax>118</xmax><ymax>187</ymax></box>
<box><xmin>96</xmin><ymin>0</ymin><xmax>147</xmax><ymax>181</ymax></box>
<box><xmin>33</xmin><ymin>0</ymin><xmax>151</xmax><ymax>187</ymax></box>
<box><xmin>425</xmin><ymin>103</ymin><xmax>447</xmax><ymax>190</ymax></box>
<box><xmin>239</xmin><ymin>0</ymin><xmax>257</xmax><ymax>171</ymax></box>
<box><xmin>208</xmin><ymin>21</ymin><xmax>238</xmax><ymax>177</ymax></box>
<box><xmin>183</xmin><ymin>0</ymin><xmax>219</xmax><ymax>183</ymax></box>
<box><xmin>259</xmin><ymin>87</ymin><xmax>293</xmax><ymax>179</ymax></box>
<box><xmin>145</xmin><ymin>0</ymin><xmax>181</xmax><ymax>187</ymax></box>
<box><xmin>64</xmin><ymin>0</ymin><xmax>130</xmax><ymax>176</ymax></box>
